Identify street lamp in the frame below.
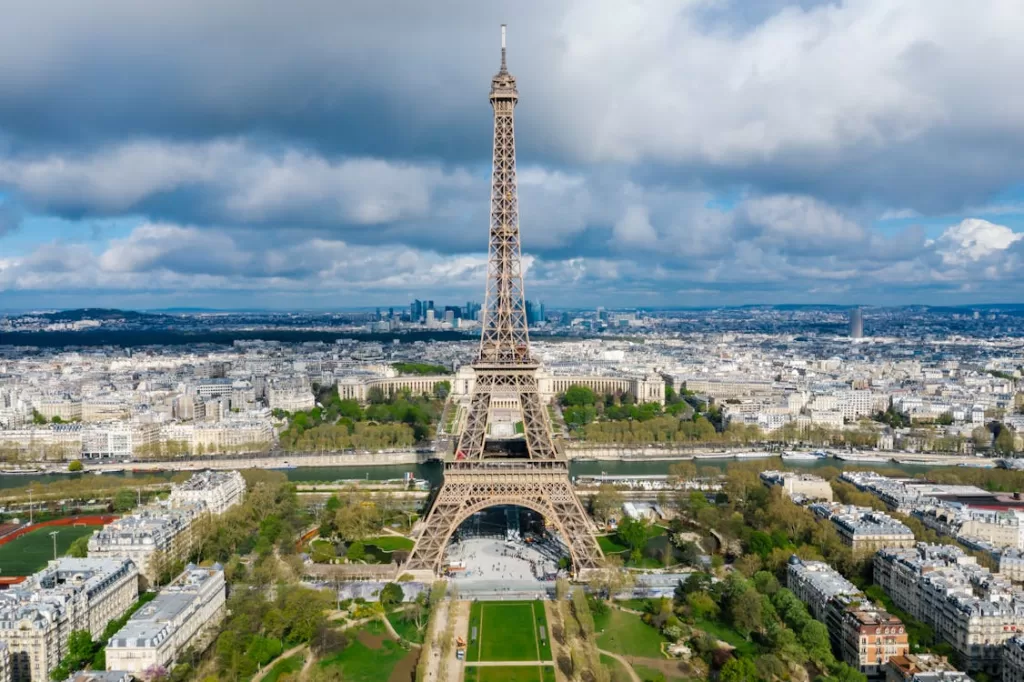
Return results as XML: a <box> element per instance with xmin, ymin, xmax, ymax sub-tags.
<box><xmin>49</xmin><ymin>530</ymin><xmax>60</xmax><ymax>561</ymax></box>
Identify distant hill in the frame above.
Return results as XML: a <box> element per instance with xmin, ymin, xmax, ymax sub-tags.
<box><xmin>28</xmin><ymin>308</ymin><xmax>159</xmax><ymax>322</ymax></box>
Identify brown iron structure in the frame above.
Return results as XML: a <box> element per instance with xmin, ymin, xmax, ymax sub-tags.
<box><xmin>402</xmin><ymin>26</ymin><xmax>603</xmax><ymax>577</ymax></box>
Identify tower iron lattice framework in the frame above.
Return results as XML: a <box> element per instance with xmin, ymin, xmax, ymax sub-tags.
<box><xmin>403</xmin><ymin>26</ymin><xmax>603</xmax><ymax>576</ymax></box>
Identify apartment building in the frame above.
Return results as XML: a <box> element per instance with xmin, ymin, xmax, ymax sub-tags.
<box><xmin>841</xmin><ymin>604</ymin><xmax>911</xmax><ymax>678</ymax></box>
<box><xmin>787</xmin><ymin>556</ymin><xmax>909</xmax><ymax>677</ymax></box>
<box><xmin>875</xmin><ymin>545</ymin><xmax>1024</xmax><ymax>674</ymax></box>
<box><xmin>87</xmin><ymin>505</ymin><xmax>201</xmax><ymax>587</ymax></box>
<box><xmin>884</xmin><ymin>654</ymin><xmax>975</xmax><ymax>682</ymax></box>
<box><xmin>1004</xmin><ymin>636</ymin><xmax>1024</xmax><ymax>682</ymax></box>
<box><xmin>0</xmin><ymin>641</ymin><xmax>10</xmax><ymax>682</ymax></box>
<box><xmin>167</xmin><ymin>470</ymin><xmax>245</xmax><ymax>515</ymax></box>
<box><xmin>811</xmin><ymin>503</ymin><xmax>916</xmax><ymax>556</ymax></box>
<box><xmin>1000</xmin><ymin>549</ymin><xmax>1024</xmax><ymax>583</ymax></box>
<box><xmin>760</xmin><ymin>470</ymin><xmax>834</xmax><ymax>502</ymax></box>
<box><xmin>105</xmin><ymin>565</ymin><xmax>226</xmax><ymax>674</ymax></box>
<box><xmin>0</xmin><ymin>558</ymin><xmax>139</xmax><ymax>682</ymax></box>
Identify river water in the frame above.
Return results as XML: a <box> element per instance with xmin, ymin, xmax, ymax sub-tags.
<box><xmin>0</xmin><ymin>456</ymin><xmax>941</xmax><ymax>491</ymax></box>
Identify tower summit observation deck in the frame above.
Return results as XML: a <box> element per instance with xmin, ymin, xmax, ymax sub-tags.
<box><xmin>402</xmin><ymin>26</ymin><xmax>603</xmax><ymax>578</ymax></box>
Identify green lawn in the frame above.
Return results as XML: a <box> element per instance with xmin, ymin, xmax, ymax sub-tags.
<box><xmin>319</xmin><ymin>621</ymin><xmax>414</xmax><ymax>682</ymax></box>
<box><xmin>601</xmin><ymin>653</ymin><xmax>634</xmax><ymax>682</ymax></box>
<box><xmin>469</xmin><ymin>601</ymin><xmax>546</xmax><ymax>662</ymax></box>
<box><xmin>533</xmin><ymin>600</ymin><xmax>552</xmax><ymax>661</ymax></box>
<box><xmin>597</xmin><ymin>534</ymin><xmax>628</xmax><ymax>554</ymax></box>
<box><xmin>615</xmin><ymin>599</ymin><xmax>652</xmax><ymax>612</ymax></box>
<box><xmin>387</xmin><ymin>609</ymin><xmax>426</xmax><ymax>644</ymax></box>
<box><xmin>0</xmin><ymin>525</ymin><xmax>101</xmax><ymax>576</ymax></box>
<box><xmin>364</xmin><ymin>535</ymin><xmax>414</xmax><ymax>552</ymax></box>
<box><xmin>693</xmin><ymin>617</ymin><xmax>756</xmax><ymax>656</ymax></box>
<box><xmin>595</xmin><ymin>608</ymin><xmax>668</xmax><ymax>659</ymax></box>
<box><xmin>634</xmin><ymin>663</ymin><xmax>687</xmax><ymax>682</ymax></box>
<box><xmin>464</xmin><ymin>666</ymin><xmax>555</xmax><ymax>682</ymax></box>
<box><xmin>263</xmin><ymin>652</ymin><xmax>304</xmax><ymax>682</ymax></box>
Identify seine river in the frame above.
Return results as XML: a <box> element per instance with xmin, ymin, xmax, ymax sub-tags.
<box><xmin>0</xmin><ymin>457</ymin><xmax>941</xmax><ymax>491</ymax></box>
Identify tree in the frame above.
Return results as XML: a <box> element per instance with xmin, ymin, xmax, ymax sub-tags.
<box><xmin>379</xmin><ymin>582</ymin><xmax>404</xmax><ymax>610</ymax></box>
<box><xmin>51</xmin><ymin>630</ymin><xmax>95</xmax><ymax>680</ymax></box>
<box><xmin>617</xmin><ymin>517</ymin><xmax>653</xmax><ymax>558</ymax></box>
<box><xmin>563</xmin><ymin>385</ymin><xmax>597</xmax><ymax>407</ymax></box>
<box><xmin>67</xmin><ymin>535</ymin><xmax>91</xmax><ymax>558</ymax></box>
<box><xmin>730</xmin><ymin>587</ymin><xmax>764</xmax><ymax>638</ymax></box>
<box><xmin>346</xmin><ymin>541</ymin><xmax>366</xmax><ymax>562</ymax></box>
<box><xmin>973</xmin><ymin>425</ymin><xmax>992</xmax><ymax>449</ymax></box>
<box><xmin>68</xmin><ymin>460</ymin><xmax>84</xmax><ymax>472</ymax></box>
<box><xmin>590</xmin><ymin>484</ymin><xmax>624</xmax><ymax>523</ymax></box>
<box><xmin>719</xmin><ymin>657</ymin><xmax>758</xmax><ymax>682</ymax></box>
<box><xmin>678</xmin><ymin>572</ymin><xmax>712</xmax><ymax>599</ymax></box>
<box><xmin>747</xmin><ymin>531</ymin><xmax>774</xmax><ymax>558</ymax></box>
<box><xmin>995</xmin><ymin>425</ymin><xmax>1016</xmax><ymax>455</ymax></box>
<box><xmin>113</xmin><ymin>488</ymin><xmax>137</xmax><ymax>513</ymax></box>
<box><xmin>433</xmin><ymin>381</ymin><xmax>451</xmax><ymax>399</ymax></box>
<box><xmin>801</xmin><ymin>620</ymin><xmax>833</xmax><ymax>664</ymax></box>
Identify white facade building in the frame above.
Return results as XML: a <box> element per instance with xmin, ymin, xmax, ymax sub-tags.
<box><xmin>0</xmin><ymin>558</ymin><xmax>139</xmax><ymax>682</ymax></box>
<box><xmin>105</xmin><ymin>565</ymin><xmax>226</xmax><ymax>674</ymax></box>
<box><xmin>168</xmin><ymin>470</ymin><xmax>245</xmax><ymax>515</ymax></box>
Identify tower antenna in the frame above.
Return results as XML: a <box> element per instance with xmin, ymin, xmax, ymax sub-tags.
<box><xmin>501</xmin><ymin>24</ymin><xmax>507</xmax><ymax>71</ymax></box>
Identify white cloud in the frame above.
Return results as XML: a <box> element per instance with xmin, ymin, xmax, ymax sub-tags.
<box><xmin>613</xmin><ymin>205</ymin><xmax>658</xmax><ymax>247</ymax></box>
<box><xmin>931</xmin><ymin>218</ymin><xmax>1024</xmax><ymax>266</ymax></box>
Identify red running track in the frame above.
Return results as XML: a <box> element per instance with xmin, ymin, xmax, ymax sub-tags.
<box><xmin>0</xmin><ymin>514</ymin><xmax>118</xmax><ymax>548</ymax></box>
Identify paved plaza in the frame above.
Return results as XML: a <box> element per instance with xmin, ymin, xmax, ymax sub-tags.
<box><xmin>445</xmin><ymin>537</ymin><xmax>561</xmax><ymax>583</ymax></box>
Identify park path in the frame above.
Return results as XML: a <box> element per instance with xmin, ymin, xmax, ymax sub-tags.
<box><xmin>543</xmin><ymin>601</ymin><xmax>570</xmax><ymax>682</ymax></box>
<box><xmin>421</xmin><ymin>597</ymin><xmax>451</xmax><ymax>682</ymax></box>
<box><xmin>598</xmin><ymin>649</ymin><xmax>642</xmax><ymax>682</ymax></box>
<box><xmin>252</xmin><ymin>611</ymin><xmax>387</xmax><ymax>682</ymax></box>
<box><xmin>465</xmin><ymin>661</ymin><xmax>555</xmax><ymax>666</ymax></box>
<box><xmin>448</xmin><ymin>600</ymin><xmax>470</xmax><ymax>682</ymax></box>
<box><xmin>252</xmin><ymin>644</ymin><xmax>306</xmax><ymax>682</ymax></box>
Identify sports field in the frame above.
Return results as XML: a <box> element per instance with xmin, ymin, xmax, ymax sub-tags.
<box><xmin>464</xmin><ymin>666</ymin><xmax>556</xmax><ymax>682</ymax></box>
<box><xmin>467</xmin><ymin>600</ymin><xmax>551</xmax><ymax>663</ymax></box>
<box><xmin>0</xmin><ymin>525</ymin><xmax>100</xmax><ymax>576</ymax></box>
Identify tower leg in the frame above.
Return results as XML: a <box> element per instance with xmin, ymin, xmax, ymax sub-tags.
<box><xmin>403</xmin><ymin>469</ymin><xmax>604</xmax><ymax>576</ymax></box>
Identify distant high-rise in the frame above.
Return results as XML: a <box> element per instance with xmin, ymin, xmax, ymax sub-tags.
<box><xmin>538</xmin><ymin>301</ymin><xmax>546</xmax><ymax>324</ymax></box>
<box><xmin>849</xmin><ymin>307</ymin><xmax>864</xmax><ymax>339</ymax></box>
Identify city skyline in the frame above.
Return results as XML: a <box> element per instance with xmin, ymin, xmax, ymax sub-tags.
<box><xmin>1</xmin><ymin>2</ymin><xmax>1024</xmax><ymax>309</ymax></box>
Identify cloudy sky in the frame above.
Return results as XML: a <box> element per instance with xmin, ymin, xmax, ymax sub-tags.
<box><xmin>2</xmin><ymin>0</ymin><xmax>1024</xmax><ymax>310</ymax></box>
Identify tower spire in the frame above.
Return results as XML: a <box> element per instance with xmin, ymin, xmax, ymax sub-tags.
<box><xmin>501</xmin><ymin>24</ymin><xmax>507</xmax><ymax>72</ymax></box>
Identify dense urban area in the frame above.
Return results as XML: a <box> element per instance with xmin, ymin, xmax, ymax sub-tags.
<box><xmin>0</xmin><ymin>306</ymin><xmax>1022</xmax><ymax>682</ymax></box>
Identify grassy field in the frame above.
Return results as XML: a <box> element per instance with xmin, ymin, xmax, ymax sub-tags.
<box><xmin>263</xmin><ymin>652</ymin><xmax>304</xmax><ymax>682</ymax></box>
<box><xmin>597</xmin><ymin>534</ymin><xmax>628</xmax><ymax>554</ymax></box>
<box><xmin>633</xmin><ymin>663</ymin><xmax>688</xmax><ymax>682</ymax></box>
<box><xmin>468</xmin><ymin>601</ymin><xmax>549</xmax><ymax>662</ymax></box>
<box><xmin>595</xmin><ymin>608</ymin><xmax>668</xmax><ymax>659</ymax></box>
<box><xmin>0</xmin><ymin>525</ymin><xmax>101</xmax><ymax>575</ymax></box>
<box><xmin>693</xmin><ymin>616</ymin><xmax>756</xmax><ymax>656</ymax></box>
<box><xmin>387</xmin><ymin>609</ymin><xmax>425</xmax><ymax>644</ymax></box>
<box><xmin>601</xmin><ymin>653</ymin><xmax>635</xmax><ymax>682</ymax></box>
<box><xmin>364</xmin><ymin>535</ymin><xmax>414</xmax><ymax>552</ymax></box>
<box><xmin>464</xmin><ymin>666</ymin><xmax>556</xmax><ymax>682</ymax></box>
<box><xmin>319</xmin><ymin>619</ymin><xmax>417</xmax><ymax>682</ymax></box>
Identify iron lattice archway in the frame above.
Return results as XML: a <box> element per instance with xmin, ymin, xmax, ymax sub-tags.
<box><xmin>403</xmin><ymin>473</ymin><xmax>604</xmax><ymax>576</ymax></box>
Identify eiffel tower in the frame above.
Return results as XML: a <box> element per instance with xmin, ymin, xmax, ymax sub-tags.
<box><xmin>403</xmin><ymin>26</ymin><xmax>603</xmax><ymax>578</ymax></box>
